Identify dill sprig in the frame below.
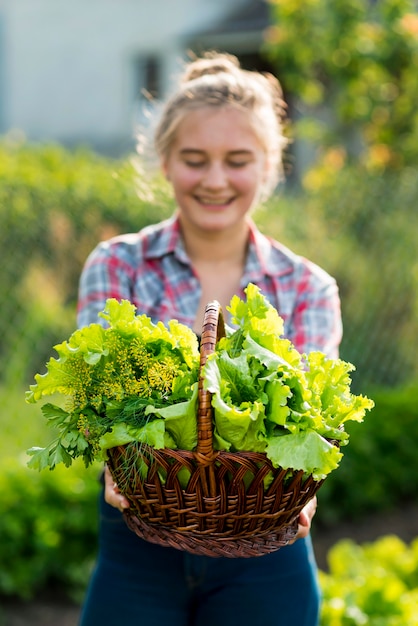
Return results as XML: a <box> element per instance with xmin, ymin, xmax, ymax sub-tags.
<box><xmin>26</xmin><ymin>299</ymin><xmax>200</xmax><ymax>470</ymax></box>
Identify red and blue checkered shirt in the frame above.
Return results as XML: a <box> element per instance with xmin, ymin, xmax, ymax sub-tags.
<box><xmin>77</xmin><ymin>215</ymin><xmax>342</xmax><ymax>358</ymax></box>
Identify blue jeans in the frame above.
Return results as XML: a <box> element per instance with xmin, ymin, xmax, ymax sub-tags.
<box><xmin>79</xmin><ymin>490</ymin><xmax>321</xmax><ymax>626</ymax></box>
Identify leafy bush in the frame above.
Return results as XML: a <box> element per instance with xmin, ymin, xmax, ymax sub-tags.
<box><xmin>315</xmin><ymin>384</ymin><xmax>418</xmax><ymax>526</ymax></box>
<box><xmin>320</xmin><ymin>535</ymin><xmax>418</xmax><ymax>625</ymax></box>
<box><xmin>0</xmin><ymin>457</ymin><xmax>101</xmax><ymax>601</ymax></box>
<box><xmin>0</xmin><ymin>139</ymin><xmax>174</xmax><ymax>386</ymax></box>
<box><xmin>267</xmin><ymin>0</ymin><xmax>418</xmax><ymax>171</ymax></box>
<box><xmin>0</xmin><ymin>385</ymin><xmax>101</xmax><ymax>601</ymax></box>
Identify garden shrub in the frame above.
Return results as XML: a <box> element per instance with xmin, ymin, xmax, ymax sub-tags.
<box><xmin>0</xmin><ymin>456</ymin><xmax>101</xmax><ymax>601</ymax></box>
<box><xmin>0</xmin><ymin>139</ymin><xmax>174</xmax><ymax>386</ymax></box>
<box><xmin>0</xmin><ymin>385</ymin><xmax>101</xmax><ymax>602</ymax></box>
<box><xmin>315</xmin><ymin>384</ymin><xmax>418</xmax><ymax>526</ymax></box>
<box><xmin>320</xmin><ymin>535</ymin><xmax>418</xmax><ymax>625</ymax></box>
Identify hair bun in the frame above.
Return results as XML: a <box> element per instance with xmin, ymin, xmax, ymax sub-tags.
<box><xmin>181</xmin><ymin>51</ymin><xmax>240</xmax><ymax>83</ymax></box>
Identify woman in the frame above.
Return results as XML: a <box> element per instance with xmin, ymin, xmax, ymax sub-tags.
<box><xmin>78</xmin><ymin>52</ymin><xmax>342</xmax><ymax>626</ymax></box>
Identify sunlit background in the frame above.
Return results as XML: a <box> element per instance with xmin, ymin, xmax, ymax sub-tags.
<box><xmin>1</xmin><ymin>1</ymin><xmax>418</xmax><ymax>624</ymax></box>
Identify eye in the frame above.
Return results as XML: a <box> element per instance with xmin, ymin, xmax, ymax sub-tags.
<box><xmin>184</xmin><ymin>160</ymin><xmax>205</xmax><ymax>168</ymax></box>
<box><xmin>228</xmin><ymin>160</ymin><xmax>249</xmax><ymax>168</ymax></box>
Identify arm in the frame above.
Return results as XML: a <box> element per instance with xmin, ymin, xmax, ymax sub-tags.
<box><xmin>78</xmin><ymin>238</ymin><xmax>137</xmax><ymax>510</ymax></box>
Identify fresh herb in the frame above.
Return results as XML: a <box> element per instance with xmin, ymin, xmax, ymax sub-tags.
<box><xmin>26</xmin><ymin>299</ymin><xmax>200</xmax><ymax>470</ymax></box>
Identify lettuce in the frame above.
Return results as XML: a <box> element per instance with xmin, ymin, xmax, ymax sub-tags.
<box><xmin>203</xmin><ymin>284</ymin><xmax>374</xmax><ymax>481</ymax></box>
<box><xmin>144</xmin><ymin>382</ymin><xmax>198</xmax><ymax>451</ymax></box>
<box><xmin>99</xmin><ymin>420</ymin><xmax>167</xmax><ymax>453</ymax></box>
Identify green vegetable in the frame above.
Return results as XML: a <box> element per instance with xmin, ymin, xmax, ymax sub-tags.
<box><xmin>26</xmin><ymin>299</ymin><xmax>200</xmax><ymax>470</ymax></box>
<box><xmin>26</xmin><ymin>285</ymin><xmax>373</xmax><ymax>484</ymax></box>
<box><xmin>202</xmin><ymin>283</ymin><xmax>374</xmax><ymax>480</ymax></box>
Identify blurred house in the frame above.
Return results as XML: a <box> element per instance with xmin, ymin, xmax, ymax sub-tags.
<box><xmin>0</xmin><ymin>0</ymin><xmax>272</xmax><ymax>156</ymax></box>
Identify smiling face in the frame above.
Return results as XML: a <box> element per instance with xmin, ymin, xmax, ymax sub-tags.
<box><xmin>162</xmin><ymin>106</ymin><xmax>270</xmax><ymax>235</ymax></box>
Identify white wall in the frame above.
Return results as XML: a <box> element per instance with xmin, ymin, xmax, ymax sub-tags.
<box><xmin>2</xmin><ymin>0</ymin><xmax>247</xmax><ymax>150</ymax></box>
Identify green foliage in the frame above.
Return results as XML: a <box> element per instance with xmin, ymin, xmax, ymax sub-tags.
<box><xmin>0</xmin><ymin>386</ymin><xmax>100</xmax><ymax>602</ymax></box>
<box><xmin>0</xmin><ymin>138</ymin><xmax>174</xmax><ymax>386</ymax></box>
<box><xmin>315</xmin><ymin>385</ymin><xmax>418</xmax><ymax>525</ymax></box>
<box><xmin>0</xmin><ymin>457</ymin><xmax>101</xmax><ymax>601</ymax></box>
<box><xmin>204</xmin><ymin>284</ymin><xmax>373</xmax><ymax>480</ymax></box>
<box><xmin>26</xmin><ymin>298</ymin><xmax>200</xmax><ymax>470</ymax></box>
<box><xmin>320</xmin><ymin>535</ymin><xmax>418</xmax><ymax>624</ymax></box>
<box><xmin>256</xmin><ymin>166</ymin><xmax>418</xmax><ymax>389</ymax></box>
<box><xmin>265</xmin><ymin>0</ymin><xmax>418</xmax><ymax>171</ymax></box>
<box><xmin>1</xmin><ymin>382</ymin><xmax>417</xmax><ymax>604</ymax></box>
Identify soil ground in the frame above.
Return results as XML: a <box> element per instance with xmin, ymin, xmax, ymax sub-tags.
<box><xmin>2</xmin><ymin>504</ymin><xmax>417</xmax><ymax>626</ymax></box>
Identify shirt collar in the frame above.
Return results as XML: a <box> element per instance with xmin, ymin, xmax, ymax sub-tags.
<box><xmin>243</xmin><ymin>219</ymin><xmax>293</xmax><ymax>283</ymax></box>
<box><xmin>143</xmin><ymin>214</ymin><xmax>190</xmax><ymax>265</ymax></box>
<box><xmin>143</xmin><ymin>214</ymin><xmax>293</xmax><ymax>278</ymax></box>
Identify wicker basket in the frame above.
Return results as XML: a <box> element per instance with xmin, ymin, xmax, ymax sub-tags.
<box><xmin>107</xmin><ymin>301</ymin><xmax>326</xmax><ymax>558</ymax></box>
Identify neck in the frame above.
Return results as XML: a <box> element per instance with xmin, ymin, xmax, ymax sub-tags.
<box><xmin>178</xmin><ymin>217</ymin><xmax>251</xmax><ymax>266</ymax></box>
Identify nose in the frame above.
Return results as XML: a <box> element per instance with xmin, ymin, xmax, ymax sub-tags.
<box><xmin>201</xmin><ymin>162</ymin><xmax>227</xmax><ymax>189</ymax></box>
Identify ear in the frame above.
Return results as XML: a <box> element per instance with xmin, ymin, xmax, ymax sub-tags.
<box><xmin>161</xmin><ymin>158</ymin><xmax>171</xmax><ymax>181</ymax></box>
<box><xmin>262</xmin><ymin>155</ymin><xmax>272</xmax><ymax>185</ymax></box>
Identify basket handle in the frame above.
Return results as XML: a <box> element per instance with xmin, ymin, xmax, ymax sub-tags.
<box><xmin>197</xmin><ymin>301</ymin><xmax>225</xmax><ymax>457</ymax></box>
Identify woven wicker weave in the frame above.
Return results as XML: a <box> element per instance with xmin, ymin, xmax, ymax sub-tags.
<box><xmin>107</xmin><ymin>301</ymin><xmax>325</xmax><ymax>558</ymax></box>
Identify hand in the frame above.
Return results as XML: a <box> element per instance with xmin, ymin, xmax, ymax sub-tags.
<box><xmin>104</xmin><ymin>465</ymin><xmax>130</xmax><ymax>512</ymax></box>
<box><xmin>291</xmin><ymin>496</ymin><xmax>317</xmax><ymax>543</ymax></box>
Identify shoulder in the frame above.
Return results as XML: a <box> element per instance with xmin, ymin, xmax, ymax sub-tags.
<box><xmin>274</xmin><ymin>240</ymin><xmax>335</xmax><ymax>287</ymax></box>
<box><xmin>85</xmin><ymin>216</ymin><xmax>179</xmax><ymax>266</ymax></box>
<box><xmin>252</xmin><ymin>225</ymin><xmax>337</xmax><ymax>289</ymax></box>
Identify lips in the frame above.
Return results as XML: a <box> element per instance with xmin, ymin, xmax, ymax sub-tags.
<box><xmin>196</xmin><ymin>196</ymin><xmax>234</xmax><ymax>206</ymax></box>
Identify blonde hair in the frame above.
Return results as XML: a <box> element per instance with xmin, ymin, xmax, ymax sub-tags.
<box><xmin>154</xmin><ymin>52</ymin><xmax>288</xmax><ymax>198</ymax></box>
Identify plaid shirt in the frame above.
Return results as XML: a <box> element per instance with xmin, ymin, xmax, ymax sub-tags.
<box><xmin>78</xmin><ymin>215</ymin><xmax>342</xmax><ymax>357</ymax></box>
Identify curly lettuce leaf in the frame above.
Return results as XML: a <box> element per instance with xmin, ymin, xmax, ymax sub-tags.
<box><xmin>203</xmin><ymin>353</ymin><xmax>267</xmax><ymax>451</ymax></box>
<box><xmin>264</xmin><ymin>378</ymin><xmax>292</xmax><ymax>425</ymax></box>
<box><xmin>305</xmin><ymin>351</ymin><xmax>375</xmax><ymax>432</ymax></box>
<box><xmin>211</xmin><ymin>396</ymin><xmax>267</xmax><ymax>452</ymax></box>
<box><xmin>266</xmin><ymin>430</ymin><xmax>343</xmax><ymax>481</ymax></box>
<box><xmin>99</xmin><ymin>299</ymin><xmax>199</xmax><ymax>360</ymax></box>
<box><xmin>167</xmin><ymin>319</ymin><xmax>200</xmax><ymax>368</ymax></box>
<box><xmin>203</xmin><ymin>283</ymin><xmax>374</xmax><ymax>480</ymax></box>
<box><xmin>63</xmin><ymin>324</ymin><xmax>108</xmax><ymax>363</ymax></box>
<box><xmin>229</xmin><ymin>282</ymin><xmax>284</xmax><ymax>338</ymax></box>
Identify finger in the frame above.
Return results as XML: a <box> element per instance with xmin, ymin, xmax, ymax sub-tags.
<box><xmin>104</xmin><ymin>466</ymin><xmax>130</xmax><ymax>511</ymax></box>
<box><xmin>105</xmin><ymin>487</ymin><xmax>130</xmax><ymax>511</ymax></box>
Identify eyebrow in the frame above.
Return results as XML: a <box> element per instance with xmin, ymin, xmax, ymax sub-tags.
<box><xmin>179</xmin><ymin>149</ymin><xmax>254</xmax><ymax>156</ymax></box>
